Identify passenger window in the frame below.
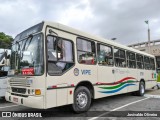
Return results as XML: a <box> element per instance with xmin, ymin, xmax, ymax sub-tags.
<box><xmin>144</xmin><ymin>56</ymin><xmax>150</xmax><ymax>70</ymax></box>
<box><xmin>127</xmin><ymin>52</ymin><xmax>136</xmax><ymax>68</ymax></box>
<box><xmin>97</xmin><ymin>44</ymin><xmax>113</xmax><ymax>66</ymax></box>
<box><xmin>150</xmin><ymin>58</ymin><xmax>155</xmax><ymax>70</ymax></box>
<box><xmin>77</xmin><ymin>38</ymin><xmax>96</xmax><ymax>65</ymax></box>
<box><xmin>136</xmin><ymin>54</ymin><xmax>144</xmax><ymax>69</ymax></box>
<box><xmin>47</xmin><ymin>36</ymin><xmax>74</xmax><ymax>75</ymax></box>
<box><xmin>114</xmin><ymin>48</ymin><xmax>126</xmax><ymax>67</ymax></box>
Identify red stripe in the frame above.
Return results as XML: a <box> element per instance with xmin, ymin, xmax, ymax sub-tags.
<box><xmin>96</xmin><ymin>77</ymin><xmax>135</xmax><ymax>85</ymax></box>
<box><xmin>52</xmin><ymin>85</ymin><xmax>57</xmax><ymax>88</ymax></box>
<box><xmin>71</xmin><ymin>84</ymin><xmax>74</xmax><ymax>87</ymax></box>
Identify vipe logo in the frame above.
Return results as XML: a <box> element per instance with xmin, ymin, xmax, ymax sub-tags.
<box><xmin>2</xmin><ymin>112</ymin><xmax>11</xmax><ymax>117</ymax></box>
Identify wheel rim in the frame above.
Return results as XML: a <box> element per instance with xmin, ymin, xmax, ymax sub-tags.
<box><xmin>76</xmin><ymin>91</ymin><xmax>88</xmax><ymax>108</ymax></box>
<box><xmin>141</xmin><ymin>84</ymin><xmax>145</xmax><ymax>94</ymax></box>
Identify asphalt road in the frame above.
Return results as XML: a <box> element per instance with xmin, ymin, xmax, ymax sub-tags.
<box><xmin>0</xmin><ymin>93</ymin><xmax>160</xmax><ymax>120</ymax></box>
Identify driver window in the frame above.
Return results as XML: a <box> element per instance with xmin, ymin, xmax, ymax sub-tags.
<box><xmin>47</xmin><ymin>36</ymin><xmax>57</xmax><ymax>61</ymax></box>
<box><xmin>47</xmin><ymin>36</ymin><xmax>74</xmax><ymax>76</ymax></box>
<box><xmin>58</xmin><ymin>40</ymin><xmax>73</xmax><ymax>62</ymax></box>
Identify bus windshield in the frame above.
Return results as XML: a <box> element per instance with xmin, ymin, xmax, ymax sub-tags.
<box><xmin>10</xmin><ymin>33</ymin><xmax>44</xmax><ymax>76</ymax></box>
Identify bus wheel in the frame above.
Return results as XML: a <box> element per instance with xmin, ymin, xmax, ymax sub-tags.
<box><xmin>137</xmin><ymin>81</ymin><xmax>145</xmax><ymax>96</ymax></box>
<box><xmin>72</xmin><ymin>86</ymin><xmax>91</xmax><ymax>113</ymax></box>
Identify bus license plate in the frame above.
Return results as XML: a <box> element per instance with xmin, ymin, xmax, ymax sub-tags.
<box><xmin>13</xmin><ymin>97</ymin><xmax>18</xmax><ymax>102</ymax></box>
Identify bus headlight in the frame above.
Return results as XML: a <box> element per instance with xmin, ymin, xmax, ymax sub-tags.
<box><xmin>31</xmin><ymin>89</ymin><xmax>35</xmax><ymax>95</ymax></box>
<box><xmin>35</xmin><ymin>89</ymin><xmax>41</xmax><ymax>95</ymax></box>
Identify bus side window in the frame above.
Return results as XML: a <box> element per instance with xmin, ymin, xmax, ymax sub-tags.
<box><xmin>150</xmin><ymin>58</ymin><xmax>155</xmax><ymax>70</ymax></box>
<box><xmin>77</xmin><ymin>38</ymin><xmax>96</xmax><ymax>65</ymax></box>
<box><xmin>47</xmin><ymin>35</ymin><xmax>74</xmax><ymax>75</ymax></box>
<box><xmin>56</xmin><ymin>39</ymin><xmax>74</xmax><ymax>69</ymax></box>
<box><xmin>114</xmin><ymin>48</ymin><xmax>126</xmax><ymax>67</ymax></box>
<box><xmin>136</xmin><ymin>54</ymin><xmax>144</xmax><ymax>69</ymax></box>
<box><xmin>127</xmin><ymin>51</ymin><xmax>136</xmax><ymax>68</ymax></box>
<box><xmin>97</xmin><ymin>44</ymin><xmax>113</xmax><ymax>66</ymax></box>
<box><xmin>47</xmin><ymin>36</ymin><xmax>57</xmax><ymax>61</ymax></box>
<box><xmin>144</xmin><ymin>56</ymin><xmax>150</xmax><ymax>70</ymax></box>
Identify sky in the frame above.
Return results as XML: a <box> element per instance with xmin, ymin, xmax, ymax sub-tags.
<box><xmin>0</xmin><ymin>0</ymin><xmax>160</xmax><ymax>45</ymax></box>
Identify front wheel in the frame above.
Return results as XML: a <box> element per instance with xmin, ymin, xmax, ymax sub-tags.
<box><xmin>72</xmin><ymin>86</ymin><xmax>91</xmax><ymax>113</ymax></box>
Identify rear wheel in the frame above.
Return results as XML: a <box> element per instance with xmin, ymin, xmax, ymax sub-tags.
<box><xmin>72</xmin><ymin>86</ymin><xmax>91</xmax><ymax>113</ymax></box>
<box><xmin>136</xmin><ymin>81</ymin><xmax>145</xmax><ymax>96</ymax></box>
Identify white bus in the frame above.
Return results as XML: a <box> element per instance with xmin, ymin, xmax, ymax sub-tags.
<box><xmin>6</xmin><ymin>21</ymin><xmax>157</xmax><ymax>113</ymax></box>
<box><xmin>0</xmin><ymin>49</ymin><xmax>10</xmax><ymax>98</ymax></box>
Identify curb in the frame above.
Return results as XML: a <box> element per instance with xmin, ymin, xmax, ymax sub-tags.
<box><xmin>144</xmin><ymin>94</ymin><xmax>160</xmax><ymax>99</ymax></box>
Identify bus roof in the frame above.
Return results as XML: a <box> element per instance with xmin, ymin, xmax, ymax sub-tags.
<box><xmin>24</xmin><ymin>21</ymin><xmax>156</xmax><ymax>58</ymax></box>
<box><xmin>13</xmin><ymin>21</ymin><xmax>154</xmax><ymax>57</ymax></box>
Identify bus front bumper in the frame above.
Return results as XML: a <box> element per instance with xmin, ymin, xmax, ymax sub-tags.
<box><xmin>5</xmin><ymin>92</ymin><xmax>44</xmax><ymax>109</ymax></box>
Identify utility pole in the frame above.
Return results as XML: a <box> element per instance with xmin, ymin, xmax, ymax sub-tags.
<box><xmin>145</xmin><ymin>20</ymin><xmax>151</xmax><ymax>53</ymax></box>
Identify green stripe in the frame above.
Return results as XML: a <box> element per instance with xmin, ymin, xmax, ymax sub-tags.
<box><xmin>99</xmin><ymin>80</ymin><xmax>135</xmax><ymax>90</ymax></box>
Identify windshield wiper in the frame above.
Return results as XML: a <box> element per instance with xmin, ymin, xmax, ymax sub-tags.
<box><xmin>21</xmin><ymin>34</ymin><xmax>33</xmax><ymax>60</ymax></box>
<box><xmin>25</xmin><ymin>34</ymin><xmax>33</xmax><ymax>50</ymax></box>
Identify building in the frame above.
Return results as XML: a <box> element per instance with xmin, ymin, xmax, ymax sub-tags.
<box><xmin>128</xmin><ymin>39</ymin><xmax>160</xmax><ymax>71</ymax></box>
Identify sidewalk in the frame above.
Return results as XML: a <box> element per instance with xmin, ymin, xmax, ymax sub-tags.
<box><xmin>145</xmin><ymin>89</ymin><xmax>160</xmax><ymax>95</ymax></box>
<box><xmin>144</xmin><ymin>85</ymin><xmax>160</xmax><ymax>98</ymax></box>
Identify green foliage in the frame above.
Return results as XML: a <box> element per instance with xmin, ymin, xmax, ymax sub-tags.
<box><xmin>0</xmin><ymin>32</ymin><xmax>13</xmax><ymax>49</ymax></box>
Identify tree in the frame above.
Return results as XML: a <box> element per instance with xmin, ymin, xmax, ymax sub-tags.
<box><xmin>0</xmin><ymin>32</ymin><xmax>13</xmax><ymax>49</ymax></box>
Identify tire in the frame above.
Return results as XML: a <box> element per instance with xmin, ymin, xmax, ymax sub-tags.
<box><xmin>72</xmin><ymin>86</ymin><xmax>91</xmax><ymax>113</ymax></box>
<box><xmin>136</xmin><ymin>81</ymin><xmax>145</xmax><ymax>96</ymax></box>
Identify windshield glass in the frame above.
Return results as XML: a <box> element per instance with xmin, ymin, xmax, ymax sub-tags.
<box><xmin>10</xmin><ymin>33</ymin><xmax>44</xmax><ymax>76</ymax></box>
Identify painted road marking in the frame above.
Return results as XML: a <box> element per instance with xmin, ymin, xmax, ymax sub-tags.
<box><xmin>0</xmin><ymin>105</ymin><xmax>19</xmax><ymax>109</ymax></box>
<box><xmin>144</xmin><ymin>94</ymin><xmax>160</xmax><ymax>99</ymax></box>
<box><xmin>89</xmin><ymin>97</ymin><xmax>149</xmax><ymax>120</ymax></box>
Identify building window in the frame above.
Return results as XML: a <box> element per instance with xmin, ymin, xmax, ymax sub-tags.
<box><xmin>114</xmin><ymin>48</ymin><xmax>126</xmax><ymax>67</ymax></box>
<box><xmin>127</xmin><ymin>52</ymin><xmax>136</xmax><ymax>68</ymax></box>
<box><xmin>77</xmin><ymin>38</ymin><xmax>96</xmax><ymax>65</ymax></box>
<box><xmin>97</xmin><ymin>43</ymin><xmax>113</xmax><ymax>66</ymax></box>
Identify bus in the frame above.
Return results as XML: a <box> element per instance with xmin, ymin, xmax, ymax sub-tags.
<box><xmin>0</xmin><ymin>49</ymin><xmax>10</xmax><ymax>98</ymax></box>
<box><xmin>5</xmin><ymin>21</ymin><xmax>157</xmax><ymax>113</ymax></box>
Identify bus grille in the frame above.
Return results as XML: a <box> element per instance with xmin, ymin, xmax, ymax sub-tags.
<box><xmin>11</xmin><ymin>87</ymin><xmax>26</xmax><ymax>94</ymax></box>
<box><xmin>9</xmin><ymin>78</ymin><xmax>31</xmax><ymax>87</ymax></box>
